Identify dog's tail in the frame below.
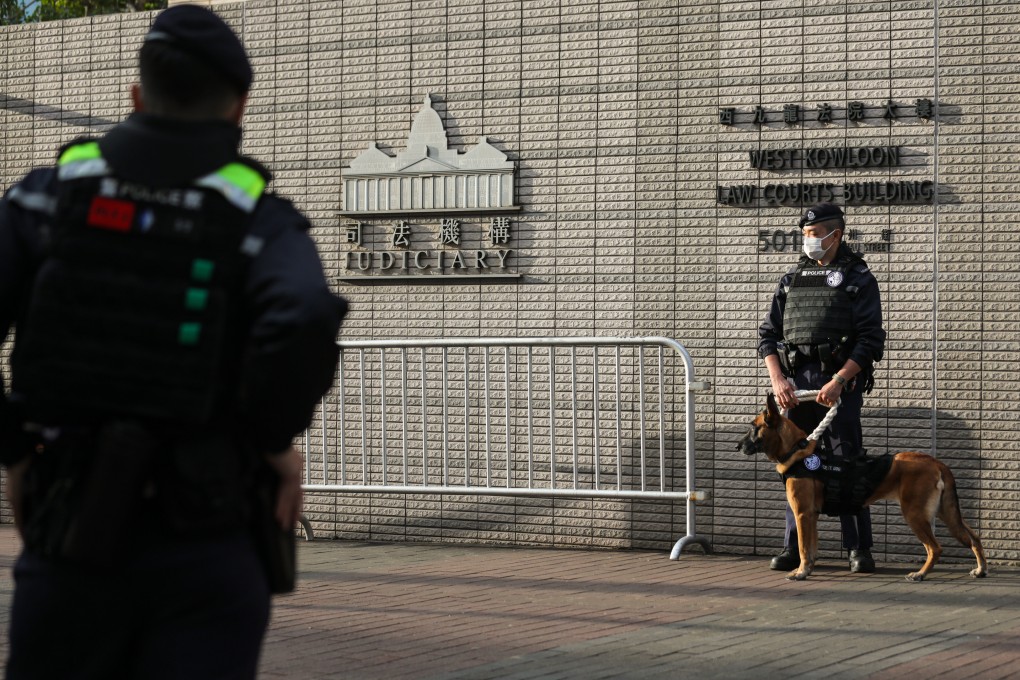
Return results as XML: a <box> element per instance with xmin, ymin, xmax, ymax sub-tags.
<box><xmin>937</xmin><ymin>461</ymin><xmax>988</xmax><ymax>577</ymax></box>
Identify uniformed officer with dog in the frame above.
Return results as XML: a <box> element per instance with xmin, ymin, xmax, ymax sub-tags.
<box><xmin>0</xmin><ymin>5</ymin><xmax>346</xmax><ymax>678</ymax></box>
<box><xmin>758</xmin><ymin>202</ymin><xmax>886</xmax><ymax>573</ymax></box>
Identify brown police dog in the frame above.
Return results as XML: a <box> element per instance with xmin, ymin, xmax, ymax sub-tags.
<box><xmin>738</xmin><ymin>393</ymin><xmax>987</xmax><ymax>582</ymax></box>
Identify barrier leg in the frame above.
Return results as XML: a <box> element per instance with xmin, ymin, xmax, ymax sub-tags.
<box><xmin>670</xmin><ymin>534</ymin><xmax>712</xmax><ymax>559</ymax></box>
<box><xmin>669</xmin><ymin>494</ymin><xmax>712</xmax><ymax>559</ymax></box>
<box><xmin>299</xmin><ymin>514</ymin><xmax>315</xmax><ymax>541</ymax></box>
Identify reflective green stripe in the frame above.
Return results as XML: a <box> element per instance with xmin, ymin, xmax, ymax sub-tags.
<box><xmin>58</xmin><ymin>142</ymin><xmax>102</xmax><ymax>166</ymax></box>
<box><xmin>56</xmin><ymin>141</ymin><xmax>110</xmax><ymax>180</ymax></box>
<box><xmin>217</xmin><ymin>163</ymin><xmax>266</xmax><ymax>201</ymax></box>
<box><xmin>194</xmin><ymin>162</ymin><xmax>266</xmax><ymax>213</ymax></box>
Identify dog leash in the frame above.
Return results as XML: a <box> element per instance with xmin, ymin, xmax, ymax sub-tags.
<box><xmin>788</xmin><ymin>389</ymin><xmax>840</xmax><ymax>442</ymax></box>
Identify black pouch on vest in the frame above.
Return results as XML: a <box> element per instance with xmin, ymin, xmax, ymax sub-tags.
<box><xmin>61</xmin><ymin>420</ymin><xmax>157</xmax><ymax>566</ymax></box>
<box><xmin>777</xmin><ymin>344</ymin><xmax>795</xmax><ymax>378</ymax></box>
<box><xmin>250</xmin><ymin>463</ymin><xmax>296</xmax><ymax>594</ymax></box>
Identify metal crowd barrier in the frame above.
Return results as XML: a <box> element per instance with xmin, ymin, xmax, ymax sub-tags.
<box><xmin>300</xmin><ymin>336</ymin><xmax>712</xmax><ymax>558</ymax></box>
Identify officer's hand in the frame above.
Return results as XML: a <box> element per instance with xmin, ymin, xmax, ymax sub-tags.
<box><xmin>265</xmin><ymin>446</ymin><xmax>304</xmax><ymax>530</ymax></box>
<box><xmin>770</xmin><ymin>375</ymin><xmax>798</xmax><ymax>411</ymax></box>
<box><xmin>816</xmin><ymin>381</ymin><xmax>843</xmax><ymax>408</ymax></box>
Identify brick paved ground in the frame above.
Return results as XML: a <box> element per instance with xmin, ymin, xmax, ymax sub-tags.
<box><xmin>1</xmin><ymin>526</ymin><xmax>1018</xmax><ymax>679</ymax></box>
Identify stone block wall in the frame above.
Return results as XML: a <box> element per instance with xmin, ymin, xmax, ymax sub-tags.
<box><xmin>2</xmin><ymin>0</ymin><xmax>1018</xmax><ymax>566</ymax></box>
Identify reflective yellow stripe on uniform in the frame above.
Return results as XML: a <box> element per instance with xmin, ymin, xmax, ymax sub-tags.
<box><xmin>194</xmin><ymin>163</ymin><xmax>266</xmax><ymax>213</ymax></box>
<box><xmin>56</xmin><ymin>141</ymin><xmax>110</xmax><ymax>180</ymax></box>
<box><xmin>58</xmin><ymin>141</ymin><xmax>102</xmax><ymax>165</ymax></box>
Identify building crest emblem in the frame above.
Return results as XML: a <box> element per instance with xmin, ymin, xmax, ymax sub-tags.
<box><xmin>340</xmin><ymin>94</ymin><xmax>518</xmax><ymax>216</ymax></box>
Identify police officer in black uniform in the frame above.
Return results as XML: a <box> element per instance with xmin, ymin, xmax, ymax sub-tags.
<box><xmin>0</xmin><ymin>6</ymin><xmax>347</xmax><ymax>678</ymax></box>
<box><xmin>758</xmin><ymin>203</ymin><xmax>886</xmax><ymax>574</ymax></box>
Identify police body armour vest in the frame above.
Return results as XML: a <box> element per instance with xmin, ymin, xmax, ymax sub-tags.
<box><xmin>782</xmin><ymin>254</ymin><xmax>860</xmax><ymax>348</ymax></box>
<box><xmin>13</xmin><ymin>141</ymin><xmax>267</xmax><ymax>425</ymax></box>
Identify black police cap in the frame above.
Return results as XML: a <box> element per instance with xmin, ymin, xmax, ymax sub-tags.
<box><xmin>145</xmin><ymin>4</ymin><xmax>253</xmax><ymax>94</ymax></box>
<box><xmin>800</xmin><ymin>202</ymin><xmax>844</xmax><ymax>228</ymax></box>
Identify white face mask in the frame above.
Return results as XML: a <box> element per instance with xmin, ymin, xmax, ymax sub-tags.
<box><xmin>802</xmin><ymin>230</ymin><xmax>837</xmax><ymax>260</ymax></box>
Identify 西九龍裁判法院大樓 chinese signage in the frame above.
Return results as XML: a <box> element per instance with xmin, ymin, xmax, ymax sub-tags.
<box><xmin>718</xmin><ymin>99</ymin><xmax>935</xmax><ymax>126</ymax></box>
<box><xmin>339</xmin><ymin>95</ymin><xmax>522</xmax><ymax>285</ymax></box>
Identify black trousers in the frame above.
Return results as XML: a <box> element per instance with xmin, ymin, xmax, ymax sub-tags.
<box><xmin>7</xmin><ymin>532</ymin><xmax>270</xmax><ymax>680</ymax></box>
<box><xmin>782</xmin><ymin>362</ymin><xmax>873</xmax><ymax>552</ymax></box>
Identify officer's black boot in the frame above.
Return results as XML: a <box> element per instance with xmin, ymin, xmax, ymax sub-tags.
<box><xmin>845</xmin><ymin>508</ymin><xmax>874</xmax><ymax>573</ymax></box>
<box><xmin>770</xmin><ymin>548</ymin><xmax>800</xmax><ymax>571</ymax></box>
<box><xmin>849</xmin><ymin>549</ymin><xmax>875</xmax><ymax>573</ymax></box>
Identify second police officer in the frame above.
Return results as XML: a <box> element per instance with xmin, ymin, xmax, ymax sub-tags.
<box><xmin>758</xmin><ymin>202</ymin><xmax>887</xmax><ymax>574</ymax></box>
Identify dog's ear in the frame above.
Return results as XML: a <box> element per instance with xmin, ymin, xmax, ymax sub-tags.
<box><xmin>765</xmin><ymin>392</ymin><xmax>781</xmax><ymax>427</ymax></box>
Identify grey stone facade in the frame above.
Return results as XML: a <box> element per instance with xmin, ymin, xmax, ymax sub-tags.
<box><xmin>2</xmin><ymin>0</ymin><xmax>1018</xmax><ymax>566</ymax></box>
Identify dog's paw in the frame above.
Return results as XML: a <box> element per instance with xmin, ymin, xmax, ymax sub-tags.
<box><xmin>970</xmin><ymin>568</ymin><xmax>987</xmax><ymax>579</ymax></box>
<box><xmin>905</xmin><ymin>571</ymin><xmax>925</xmax><ymax>582</ymax></box>
<box><xmin>786</xmin><ymin>570</ymin><xmax>808</xmax><ymax>581</ymax></box>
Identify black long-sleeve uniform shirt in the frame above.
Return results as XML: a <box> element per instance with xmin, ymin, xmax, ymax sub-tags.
<box><xmin>0</xmin><ymin>113</ymin><xmax>347</xmax><ymax>465</ymax></box>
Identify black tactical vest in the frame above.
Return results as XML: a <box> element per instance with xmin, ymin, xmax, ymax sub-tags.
<box><xmin>783</xmin><ymin>253</ymin><xmax>861</xmax><ymax>348</ymax></box>
<box><xmin>13</xmin><ymin>141</ymin><xmax>268</xmax><ymax>425</ymax></box>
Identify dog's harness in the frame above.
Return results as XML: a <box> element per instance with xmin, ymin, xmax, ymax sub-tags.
<box><xmin>780</xmin><ymin>390</ymin><xmax>892</xmax><ymax>516</ymax></box>
<box><xmin>775</xmin><ymin>438</ymin><xmax>811</xmax><ymax>465</ymax></box>
<box><xmin>783</xmin><ymin>450</ymin><xmax>893</xmax><ymax>516</ymax></box>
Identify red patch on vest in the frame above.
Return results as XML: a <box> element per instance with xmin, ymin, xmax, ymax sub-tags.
<box><xmin>87</xmin><ymin>197</ymin><xmax>136</xmax><ymax>232</ymax></box>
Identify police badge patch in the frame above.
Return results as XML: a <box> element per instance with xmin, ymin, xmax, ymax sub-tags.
<box><xmin>826</xmin><ymin>271</ymin><xmax>844</xmax><ymax>287</ymax></box>
<box><xmin>804</xmin><ymin>454</ymin><xmax>822</xmax><ymax>471</ymax></box>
